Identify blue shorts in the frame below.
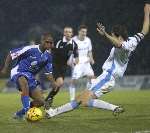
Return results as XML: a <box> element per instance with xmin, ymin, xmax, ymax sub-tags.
<box><xmin>11</xmin><ymin>71</ymin><xmax>40</xmax><ymax>92</ymax></box>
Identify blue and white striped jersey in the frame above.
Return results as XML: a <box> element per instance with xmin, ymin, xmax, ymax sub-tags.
<box><xmin>10</xmin><ymin>44</ymin><xmax>53</xmax><ymax>75</ymax></box>
<box><xmin>102</xmin><ymin>33</ymin><xmax>144</xmax><ymax>79</ymax></box>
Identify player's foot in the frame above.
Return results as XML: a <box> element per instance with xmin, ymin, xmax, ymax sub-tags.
<box><xmin>45</xmin><ymin>108</ymin><xmax>56</xmax><ymax>119</ymax></box>
<box><xmin>44</xmin><ymin>98</ymin><xmax>53</xmax><ymax>110</ymax></box>
<box><xmin>13</xmin><ymin>112</ymin><xmax>25</xmax><ymax>120</ymax></box>
<box><xmin>113</xmin><ymin>106</ymin><xmax>125</xmax><ymax>116</ymax></box>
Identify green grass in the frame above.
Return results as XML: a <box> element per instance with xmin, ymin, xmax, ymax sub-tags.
<box><xmin>0</xmin><ymin>90</ymin><xmax>150</xmax><ymax>133</ymax></box>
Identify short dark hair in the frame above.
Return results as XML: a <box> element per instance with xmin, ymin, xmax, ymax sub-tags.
<box><xmin>111</xmin><ymin>25</ymin><xmax>128</xmax><ymax>40</ymax></box>
<box><xmin>64</xmin><ymin>26</ymin><xmax>73</xmax><ymax>30</ymax></box>
<box><xmin>78</xmin><ymin>24</ymin><xmax>88</xmax><ymax>31</ymax></box>
<box><xmin>41</xmin><ymin>33</ymin><xmax>53</xmax><ymax>41</ymax></box>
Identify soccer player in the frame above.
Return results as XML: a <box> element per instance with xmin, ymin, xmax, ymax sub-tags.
<box><xmin>44</xmin><ymin>26</ymin><xmax>79</xmax><ymax>109</ymax></box>
<box><xmin>69</xmin><ymin>25</ymin><xmax>95</xmax><ymax>101</ymax></box>
<box><xmin>45</xmin><ymin>4</ymin><xmax>150</xmax><ymax>118</ymax></box>
<box><xmin>0</xmin><ymin>33</ymin><xmax>56</xmax><ymax>119</ymax></box>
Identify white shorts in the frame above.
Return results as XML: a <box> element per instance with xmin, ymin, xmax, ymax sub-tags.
<box><xmin>72</xmin><ymin>63</ymin><xmax>94</xmax><ymax>79</ymax></box>
<box><xmin>88</xmin><ymin>71</ymin><xmax>115</xmax><ymax>98</ymax></box>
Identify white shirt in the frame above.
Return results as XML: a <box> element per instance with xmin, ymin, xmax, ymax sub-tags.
<box><xmin>102</xmin><ymin>33</ymin><xmax>144</xmax><ymax>79</ymax></box>
<box><xmin>73</xmin><ymin>36</ymin><xmax>92</xmax><ymax>63</ymax></box>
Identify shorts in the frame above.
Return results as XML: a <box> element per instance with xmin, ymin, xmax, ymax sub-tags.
<box><xmin>88</xmin><ymin>71</ymin><xmax>115</xmax><ymax>98</ymax></box>
<box><xmin>72</xmin><ymin>63</ymin><xmax>94</xmax><ymax>79</ymax></box>
<box><xmin>53</xmin><ymin>64</ymin><xmax>67</xmax><ymax>80</ymax></box>
<box><xmin>11</xmin><ymin>66</ymin><xmax>40</xmax><ymax>92</ymax></box>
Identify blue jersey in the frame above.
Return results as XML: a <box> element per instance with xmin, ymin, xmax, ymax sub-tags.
<box><xmin>10</xmin><ymin>44</ymin><xmax>53</xmax><ymax>75</ymax></box>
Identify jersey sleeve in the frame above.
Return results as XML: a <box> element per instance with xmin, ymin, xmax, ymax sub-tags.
<box><xmin>44</xmin><ymin>53</ymin><xmax>53</xmax><ymax>75</ymax></box>
<box><xmin>10</xmin><ymin>45</ymin><xmax>33</xmax><ymax>60</ymax></box>
<box><xmin>73</xmin><ymin>41</ymin><xmax>79</xmax><ymax>58</ymax></box>
<box><xmin>121</xmin><ymin>33</ymin><xmax>144</xmax><ymax>51</ymax></box>
<box><xmin>55</xmin><ymin>40</ymin><xmax>61</xmax><ymax>48</ymax></box>
<box><xmin>88</xmin><ymin>38</ymin><xmax>92</xmax><ymax>51</ymax></box>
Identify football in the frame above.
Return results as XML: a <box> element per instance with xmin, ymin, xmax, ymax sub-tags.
<box><xmin>26</xmin><ymin>107</ymin><xmax>43</xmax><ymax>121</ymax></box>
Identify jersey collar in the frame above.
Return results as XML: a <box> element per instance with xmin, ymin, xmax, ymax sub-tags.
<box><xmin>63</xmin><ymin>36</ymin><xmax>73</xmax><ymax>44</ymax></box>
<box><xmin>37</xmin><ymin>45</ymin><xmax>43</xmax><ymax>53</ymax></box>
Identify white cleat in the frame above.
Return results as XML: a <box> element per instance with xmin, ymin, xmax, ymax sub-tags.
<box><xmin>45</xmin><ymin>108</ymin><xmax>56</xmax><ymax>119</ymax></box>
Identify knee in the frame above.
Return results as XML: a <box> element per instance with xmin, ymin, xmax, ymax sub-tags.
<box><xmin>56</xmin><ymin>79</ymin><xmax>64</xmax><ymax>87</ymax></box>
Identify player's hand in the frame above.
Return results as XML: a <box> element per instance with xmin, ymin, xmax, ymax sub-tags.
<box><xmin>0</xmin><ymin>67</ymin><xmax>7</xmax><ymax>76</ymax></box>
<box><xmin>97</xmin><ymin>22</ymin><xmax>106</xmax><ymax>36</ymax></box>
<box><xmin>74</xmin><ymin>58</ymin><xmax>79</xmax><ymax>65</ymax></box>
<box><xmin>144</xmin><ymin>3</ymin><xmax>150</xmax><ymax>14</ymax></box>
<box><xmin>51</xmin><ymin>81</ymin><xmax>58</xmax><ymax>89</ymax></box>
<box><xmin>90</xmin><ymin>59</ymin><xmax>95</xmax><ymax>65</ymax></box>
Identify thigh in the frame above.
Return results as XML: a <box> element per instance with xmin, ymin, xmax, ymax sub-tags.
<box><xmin>17</xmin><ymin>76</ymin><xmax>29</xmax><ymax>95</ymax></box>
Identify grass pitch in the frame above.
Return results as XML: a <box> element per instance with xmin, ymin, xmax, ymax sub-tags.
<box><xmin>0</xmin><ymin>90</ymin><xmax>150</xmax><ymax>133</ymax></box>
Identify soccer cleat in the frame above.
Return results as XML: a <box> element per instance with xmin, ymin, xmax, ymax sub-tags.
<box><xmin>44</xmin><ymin>98</ymin><xmax>53</xmax><ymax>110</ymax></box>
<box><xmin>113</xmin><ymin>106</ymin><xmax>125</xmax><ymax>116</ymax></box>
<box><xmin>13</xmin><ymin>112</ymin><xmax>25</xmax><ymax>120</ymax></box>
<box><xmin>45</xmin><ymin>108</ymin><xmax>56</xmax><ymax>119</ymax></box>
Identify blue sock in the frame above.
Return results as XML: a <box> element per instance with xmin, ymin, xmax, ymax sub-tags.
<box><xmin>87</xmin><ymin>99</ymin><xmax>94</xmax><ymax>107</ymax></box>
<box><xmin>70</xmin><ymin>100</ymin><xmax>80</xmax><ymax>109</ymax></box>
<box><xmin>16</xmin><ymin>96</ymin><xmax>30</xmax><ymax>116</ymax></box>
<box><xmin>21</xmin><ymin>95</ymin><xmax>30</xmax><ymax>112</ymax></box>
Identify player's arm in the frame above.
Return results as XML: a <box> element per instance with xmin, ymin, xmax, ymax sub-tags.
<box><xmin>45</xmin><ymin>72</ymin><xmax>58</xmax><ymax>89</ymax></box>
<box><xmin>73</xmin><ymin>42</ymin><xmax>79</xmax><ymax>64</ymax></box>
<box><xmin>44</xmin><ymin>54</ymin><xmax>58</xmax><ymax>88</ymax></box>
<box><xmin>97</xmin><ymin>23</ymin><xmax>123</xmax><ymax>48</ymax></box>
<box><xmin>0</xmin><ymin>53</ymin><xmax>12</xmax><ymax>75</ymax></box>
<box><xmin>45</xmin><ymin>73</ymin><xmax>57</xmax><ymax>87</ymax></box>
<box><xmin>87</xmin><ymin>39</ymin><xmax>95</xmax><ymax>64</ymax></box>
<box><xmin>141</xmin><ymin>4</ymin><xmax>150</xmax><ymax>35</ymax></box>
<box><xmin>88</xmin><ymin>51</ymin><xmax>95</xmax><ymax>65</ymax></box>
<box><xmin>0</xmin><ymin>45</ymin><xmax>31</xmax><ymax>75</ymax></box>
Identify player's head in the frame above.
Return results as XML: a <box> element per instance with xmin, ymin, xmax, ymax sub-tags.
<box><xmin>41</xmin><ymin>33</ymin><xmax>54</xmax><ymax>50</ymax></box>
<box><xmin>78</xmin><ymin>25</ymin><xmax>88</xmax><ymax>40</ymax></box>
<box><xmin>111</xmin><ymin>25</ymin><xmax>128</xmax><ymax>41</ymax></box>
<box><xmin>63</xmin><ymin>26</ymin><xmax>73</xmax><ymax>41</ymax></box>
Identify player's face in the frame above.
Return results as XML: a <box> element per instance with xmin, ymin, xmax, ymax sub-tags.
<box><xmin>78</xmin><ymin>28</ymin><xmax>87</xmax><ymax>39</ymax></box>
<box><xmin>42</xmin><ymin>37</ymin><xmax>54</xmax><ymax>50</ymax></box>
<box><xmin>64</xmin><ymin>28</ymin><xmax>73</xmax><ymax>41</ymax></box>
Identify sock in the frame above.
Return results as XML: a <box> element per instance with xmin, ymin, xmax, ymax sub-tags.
<box><xmin>88</xmin><ymin>99</ymin><xmax>118</xmax><ymax>111</ymax></box>
<box><xmin>49</xmin><ymin>100</ymin><xmax>79</xmax><ymax>116</ymax></box>
<box><xmin>69</xmin><ymin>85</ymin><xmax>75</xmax><ymax>101</ymax></box>
<box><xmin>45</xmin><ymin>87</ymin><xmax>59</xmax><ymax>101</ymax></box>
<box><xmin>16</xmin><ymin>95</ymin><xmax>30</xmax><ymax>116</ymax></box>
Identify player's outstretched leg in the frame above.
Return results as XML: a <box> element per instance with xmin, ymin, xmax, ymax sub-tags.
<box><xmin>45</xmin><ymin>100</ymin><xmax>80</xmax><ymax>118</ymax></box>
<box><xmin>87</xmin><ymin>99</ymin><xmax>124</xmax><ymax>116</ymax></box>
